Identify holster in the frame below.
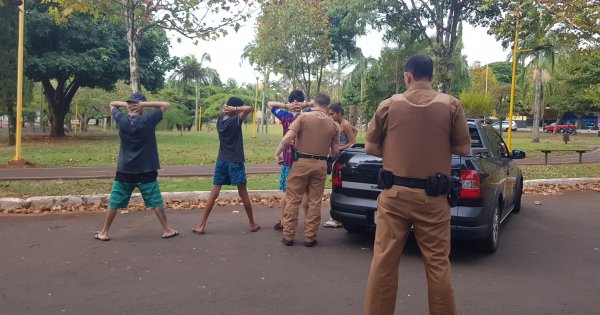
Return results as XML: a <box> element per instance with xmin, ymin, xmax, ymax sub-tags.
<box><xmin>326</xmin><ymin>156</ymin><xmax>334</xmax><ymax>175</ymax></box>
<box><xmin>447</xmin><ymin>177</ymin><xmax>461</xmax><ymax>207</ymax></box>
<box><xmin>377</xmin><ymin>169</ymin><xmax>394</xmax><ymax>189</ymax></box>
<box><xmin>291</xmin><ymin>147</ymin><xmax>298</xmax><ymax>161</ymax></box>
<box><xmin>425</xmin><ymin>173</ymin><xmax>453</xmax><ymax>197</ymax></box>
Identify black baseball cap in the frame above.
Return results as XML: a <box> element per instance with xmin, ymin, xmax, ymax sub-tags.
<box><xmin>125</xmin><ymin>92</ymin><xmax>146</xmax><ymax>103</ymax></box>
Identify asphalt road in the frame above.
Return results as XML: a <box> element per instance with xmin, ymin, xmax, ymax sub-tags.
<box><xmin>1</xmin><ymin>192</ymin><xmax>599</xmax><ymax>315</ymax></box>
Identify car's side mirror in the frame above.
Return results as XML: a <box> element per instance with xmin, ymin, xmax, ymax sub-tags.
<box><xmin>512</xmin><ymin>150</ymin><xmax>526</xmax><ymax>159</ymax></box>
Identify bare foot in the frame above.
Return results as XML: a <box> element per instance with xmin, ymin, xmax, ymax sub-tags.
<box><xmin>250</xmin><ymin>224</ymin><xmax>261</xmax><ymax>232</ymax></box>
<box><xmin>192</xmin><ymin>226</ymin><xmax>205</xmax><ymax>235</ymax></box>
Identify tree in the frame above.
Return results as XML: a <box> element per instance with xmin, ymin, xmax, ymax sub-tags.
<box><xmin>0</xmin><ymin>3</ymin><xmax>18</xmax><ymax>144</ymax></box>
<box><xmin>459</xmin><ymin>92</ymin><xmax>495</xmax><ymax>118</ymax></box>
<box><xmin>488</xmin><ymin>62</ymin><xmax>514</xmax><ymax>84</ymax></box>
<box><xmin>71</xmin><ymin>83</ymin><xmax>131</xmax><ymax>132</ymax></box>
<box><xmin>170</xmin><ymin>53</ymin><xmax>220</xmax><ymax>131</ymax></box>
<box><xmin>25</xmin><ymin>3</ymin><xmax>173</xmax><ymax>137</ymax></box>
<box><xmin>44</xmin><ymin>0</ymin><xmax>254</xmax><ymax>93</ymax></box>
<box><xmin>380</xmin><ymin>29</ymin><xmax>429</xmax><ymax>94</ymax></box>
<box><xmin>325</xmin><ymin>0</ymin><xmax>372</xmax><ymax>99</ymax></box>
<box><xmin>376</xmin><ymin>0</ymin><xmax>489</xmax><ymax>93</ymax></box>
<box><xmin>246</xmin><ymin>0</ymin><xmax>332</xmax><ymax>99</ymax></box>
<box><xmin>163</xmin><ymin>103</ymin><xmax>193</xmax><ymax>135</ymax></box>
<box><xmin>537</xmin><ymin>0</ymin><xmax>600</xmax><ymax>47</ymax></box>
<box><xmin>458</xmin><ymin>63</ymin><xmax>497</xmax><ymax>119</ymax></box>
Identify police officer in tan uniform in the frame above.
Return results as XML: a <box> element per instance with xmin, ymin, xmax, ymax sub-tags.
<box><xmin>363</xmin><ymin>54</ymin><xmax>471</xmax><ymax>315</ymax></box>
<box><xmin>275</xmin><ymin>92</ymin><xmax>339</xmax><ymax>247</ymax></box>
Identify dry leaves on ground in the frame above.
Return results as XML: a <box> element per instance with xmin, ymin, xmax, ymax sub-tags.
<box><xmin>524</xmin><ymin>182</ymin><xmax>600</xmax><ymax>195</ymax></box>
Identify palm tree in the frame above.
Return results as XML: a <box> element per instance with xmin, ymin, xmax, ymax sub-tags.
<box><xmin>518</xmin><ymin>39</ymin><xmax>555</xmax><ymax>143</ymax></box>
<box><xmin>170</xmin><ymin>53</ymin><xmax>221</xmax><ymax>131</ymax></box>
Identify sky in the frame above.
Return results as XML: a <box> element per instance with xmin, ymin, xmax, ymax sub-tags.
<box><xmin>169</xmin><ymin>15</ymin><xmax>509</xmax><ymax>85</ymax></box>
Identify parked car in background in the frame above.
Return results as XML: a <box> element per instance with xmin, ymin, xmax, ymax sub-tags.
<box><xmin>491</xmin><ymin>120</ymin><xmax>518</xmax><ymax>131</ymax></box>
<box><xmin>584</xmin><ymin>123</ymin><xmax>599</xmax><ymax>130</ymax></box>
<box><xmin>543</xmin><ymin>122</ymin><xmax>576</xmax><ymax>133</ymax></box>
<box><xmin>330</xmin><ymin>119</ymin><xmax>526</xmax><ymax>253</ymax></box>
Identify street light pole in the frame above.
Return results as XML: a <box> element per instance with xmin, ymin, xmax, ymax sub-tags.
<box><xmin>13</xmin><ymin>0</ymin><xmax>25</xmax><ymax>161</ymax></box>
<box><xmin>506</xmin><ymin>4</ymin><xmax>520</xmax><ymax>152</ymax></box>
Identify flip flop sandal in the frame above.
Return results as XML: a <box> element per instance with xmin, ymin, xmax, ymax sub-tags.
<box><xmin>162</xmin><ymin>231</ymin><xmax>179</xmax><ymax>239</ymax></box>
<box><xmin>94</xmin><ymin>234</ymin><xmax>110</xmax><ymax>241</ymax></box>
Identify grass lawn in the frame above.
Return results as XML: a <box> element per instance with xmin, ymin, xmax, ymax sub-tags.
<box><xmin>519</xmin><ymin>162</ymin><xmax>600</xmax><ymax>180</ymax></box>
<box><xmin>0</xmin><ymin>127</ymin><xmax>598</xmax><ymax>167</ymax></box>
<box><xmin>0</xmin><ymin>124</ymin><xmax>284</xmax><ymax>167</ymax></box>
<box><xmin>508</xmin><ymin>131</ymin><xmax>600</xmax><ymax>158</ymax></box>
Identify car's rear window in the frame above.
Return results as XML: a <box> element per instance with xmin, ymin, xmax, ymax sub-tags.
<box><xmin>470</xmin><ymin>127</ymin><xmax>483</xmax><ymax>147</ymax></box>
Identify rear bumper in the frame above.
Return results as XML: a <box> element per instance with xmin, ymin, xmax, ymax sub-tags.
<box><xmin>330</xmin><ymin>193</ymin><xmax>489</xmax><ymax>240</ymax></box>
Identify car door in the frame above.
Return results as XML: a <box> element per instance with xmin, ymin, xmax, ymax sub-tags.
<box><xmin>483</xmin><ymin>127</ymin><xmax>515</xmax><ymax>217</ymax></box>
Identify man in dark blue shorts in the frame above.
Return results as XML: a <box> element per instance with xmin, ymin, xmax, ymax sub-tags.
<box><xmin>192</xmin><ymin>97</ymin><xmax>260</xmax><ymax>235</ymax></box>
<box><xmin>94</xmin><ymin>92</ymin><xmax>179</xmax><ymax>241</ymax></box>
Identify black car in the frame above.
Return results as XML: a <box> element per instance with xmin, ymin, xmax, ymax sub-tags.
<box><xmin>330</xmin><ymin>119</ymin><xmax>526</xmax><ymax>252</ymax></box>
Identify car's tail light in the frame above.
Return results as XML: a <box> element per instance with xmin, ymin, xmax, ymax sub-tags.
<box><xmin>459</xmin><ymin>169</ymin><xmax>480</xmax><ymax>199</ymax></box>
<box><xmin>332</xmin><ymin>161</ymin><xmax>343</xmax><ymax>187</ymax></box>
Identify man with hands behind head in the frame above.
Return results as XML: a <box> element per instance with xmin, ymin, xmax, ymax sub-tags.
<box><xmin>94</xmin><ymin>92</ymin><xmax>178</xmax><ymax>241</ymax></box>
<box><xmin>192</xmin><ymin>97</ymin><xmax>260</xmax><ymax>235</ymax></box>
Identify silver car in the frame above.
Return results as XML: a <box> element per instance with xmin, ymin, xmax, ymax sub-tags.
<box><xmin>492</xmin><ymin>120</ymin><xmax>518</xmax><ymax>131</ymax></box>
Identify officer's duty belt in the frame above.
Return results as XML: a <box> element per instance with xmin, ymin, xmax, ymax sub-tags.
<box><xmin>297</xmin><ymin>153</ymin><xmax>328</xmax><ymax>160</ymax></box>
<box><xmin>393</xmin><ymin>176</ymin><xmax>427</xmax><ymax>189</ymax></box>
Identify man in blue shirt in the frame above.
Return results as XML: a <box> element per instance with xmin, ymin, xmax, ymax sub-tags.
<box><xmin>192</xmin><ymin>97</ymin><xmax>260</xmax><ymax>235</ymax></box>
<box><xmin>94</xmin><ymin>92</ymin><xmax>179</xmax><ymax>241</ymax></box>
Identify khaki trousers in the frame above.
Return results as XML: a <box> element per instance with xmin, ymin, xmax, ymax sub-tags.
<box><xmin>364</xmin><ymin>185</ymin><xmax>456</xmax><ymax>315</ymax></box>
<box><xmin>282</xmin><ymin>158</ymin><xmax>327</xmax><ymax>242</ymax></box>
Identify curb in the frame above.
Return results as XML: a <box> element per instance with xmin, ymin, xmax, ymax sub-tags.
<box><xmin>2</xmin><ymin>178</ymin><xmax>599</xmax><ymax>213</ymax></box>
<box><xmin>523</xmin><ymin>178</ymin><xmax>600</xmax><ymax>186</ymax></box>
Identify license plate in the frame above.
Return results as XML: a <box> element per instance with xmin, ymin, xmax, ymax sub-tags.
<box><xmin>373</xmin><ymin>210</ymin><xmax>378</xmax><ymax>224</ymax></box>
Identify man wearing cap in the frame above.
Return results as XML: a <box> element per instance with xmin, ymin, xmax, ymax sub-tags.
<box><xmin>363</xmin><ymin>54</ymin><xmax>471</xmax><ymax>315</ymax></box>
<box><xmin>192</xmin><ymin>97</ymin><xmax>260</xmax><ymax>235</ymax></box>
<box><xmin>275</xmin><ymin>92</ymin><xmax>339</xmax><ymax>247</ymax></box>
<box><xmin>94</xmin><ymin>92</ymin><xmax>179</xmax><ymax>241</ymax></box>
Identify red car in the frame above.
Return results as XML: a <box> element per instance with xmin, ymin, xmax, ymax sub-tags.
<box><xmin>543</xmin><ymin>123</ymin><xmax>575</xmax><ymax>133</ymax></box>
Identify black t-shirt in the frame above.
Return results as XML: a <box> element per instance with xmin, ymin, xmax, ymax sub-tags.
<box><xmin>216</xmin><ymin>113</ymin><xmax>245</xmax><ymax>163</ymax></box>
<box><xmin>115</xmin><ymin>171</ymin><xmax>158</xmax><ymax>184</ymax></box>
<box><xmin>112</xmin><ymin>108</ymin><xmax>162</xmax><ymax>173</ymax></box>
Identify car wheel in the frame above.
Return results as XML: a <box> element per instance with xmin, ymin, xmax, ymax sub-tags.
<box><xmin>480</xmin><ymin>201</ymin><xmax>500</xmax><ymax>253</ymax></box>
<box><xmin>513</xmin><ymin>177</ymin><xmax>523</xmax><ymax>214</ymax></box>
<box><xmin>343</xmin><ymin>223</ymin><xmax>366</xmax><ymax>234</ymax></box>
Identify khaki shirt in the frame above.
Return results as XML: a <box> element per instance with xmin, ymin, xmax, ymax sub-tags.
<box><xmin>366</xmin><ymin>85</ymin><xmax>470</xmax><ymax>178</ymax></box>
<box><xmin>288</xmin><ymin>107</ymin><xmax>339</xmax><ymax>156</ymax></box>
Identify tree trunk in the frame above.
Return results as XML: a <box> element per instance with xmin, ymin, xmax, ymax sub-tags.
<box><xmin>42</xmin><ymin>78</ymin><xmax>80</xmax><ymax>138</ymax></box>
<box><xmin>126</xmin><ymin>6</ymin><xmax>141</xmax><ymax>93</ymax></box>
<box><xmin>7</xmin><ymin>100</ymin><xmax>15</xmax><ymax>146</ymax></box>
<box><xmin>348</xmin><ymin>105</ymin><xmax>358</xmax><ymax>126</ymax></box>
<box><xmin>532</xmin><ymin>68</ymin><xmax>542</xmax><ymax>143</ymax></box>
<box><xmin>50</xmin><ymin>109</ymin><xmax>67</xmax><ymax>137</ymax></box>
<box><xmin>337</xmin><ymin>56</ymin><xmax>342</xmax><ymax>101</ymax></box>
<box><xmin>435</xmin><ymin>55</ymin><xmax>453</xmax><ymax>94</ymax></box>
